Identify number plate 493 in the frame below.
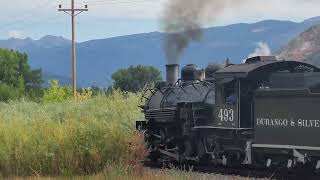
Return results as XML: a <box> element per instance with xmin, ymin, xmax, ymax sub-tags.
<box><xmin>218</xmin><ymin>109</ymin><xmax>234</xmax><ymax>122</ymax></box>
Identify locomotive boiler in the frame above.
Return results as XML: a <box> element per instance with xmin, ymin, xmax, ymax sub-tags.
<box><xmin>136</xmin><ymin>56</ymin><xmax>320</xmax><ymax>171</ymax></box>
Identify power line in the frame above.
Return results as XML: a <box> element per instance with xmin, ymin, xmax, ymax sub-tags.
<box><xmin>87</xmin><ymin>0</ymin><xmax>158</xmax><ymax>6</ymax></box>
<box><xmin>1</xmin><ymin>0</ymin><xmax>159</xmax><ymax>28</ymax></box>
<box><xmin>3</xmin><ymin>0</ymin><xmax>52</xmax><ymax>19</ymax></box>
<box><xmin>0</xmin><ymin>0</ymin><xmax>160</xmax><ymax>37</ymax></box>
<box><xmin>59</xmin><ymin>0</ymin><xmax>158</xmax><ymax>6</ymax></box>
<box><xmin>0</xmin><ymin>0</ymin><xmax>158</xmax><ymax>35</ymax></box>
<box><xmin>0</xmin><ymin>1</ymin><xmax>57</xmax><ymax>31</ymax></box>
<box><xmin>60</xmin><ymin>0</ymin><xmax>133</xmax><ymax>5</ymax></box>
<box><xmin>2</xmin><ymin>0</ymin><xmax>55</xmax><ymax>25</ymax></box>
<box><xmin>0</xmin><ymin>14</ymin><xmax>65</xmax><ymax>35</ymax></box>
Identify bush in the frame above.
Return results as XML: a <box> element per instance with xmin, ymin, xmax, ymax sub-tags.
<box><xmin>43</xmin><ymin>80</ymin><xmax>95</xmax><ymax>103</ymax></box>
<box><xmin>42</xmin><ymin>80</ymin><xmax>72</xmax><ymax>103</ymax></box>
<box><xmin>0</xmin><ymin>83</ymin><xmax>22</xmax><ymax>101</ymax></box>
<box><xmin>0</xmin><ymin>90</ymin><xmax>143</xmax><ymax>177</ymax></box>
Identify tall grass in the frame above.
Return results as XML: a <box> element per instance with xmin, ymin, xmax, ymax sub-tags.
<box><xmin>0</xmin><ymin>91</ymin><xmax>143</xmax><ymax>177</ymax></box>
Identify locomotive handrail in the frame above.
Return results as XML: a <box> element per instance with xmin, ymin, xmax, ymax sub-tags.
<box><xmin>256</xmin><ymin>88</ymin><xmax>320</xmax><ymax>96</ymax></box>
<box><xmin>180</xmin><ymin>86</ymin><xmax>188</xmax><ymax>93</ymax></box>
<box><xmin>202</xmin><ymin>84</ymin><xmax>215</xmax><ymax>103</ymax></box>
<box><xmin>140</xmin><ymin>88</ymin><xmax>153</xmax><ymax>102</ymax></box>
<box><xmin>140</xmin><ymin>88</ymin><xmax>157</xmax><ymax>110</ymax></box>
<box><xmin>191</xmin><ymin>83</ymin><xmax>198</xmax><ymax>90</ymax></box>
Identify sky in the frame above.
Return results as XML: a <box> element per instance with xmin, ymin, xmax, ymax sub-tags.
<box><xmin>1</xmin><ymin>0</ymin><xmax>320</xmax><ymax>42</ymax></box>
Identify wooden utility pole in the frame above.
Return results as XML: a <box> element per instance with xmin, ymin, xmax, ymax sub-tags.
<box><xmin>58</xmin><ymin>1</ymin><xmax>88</xmax><ymax>98</ymax></box>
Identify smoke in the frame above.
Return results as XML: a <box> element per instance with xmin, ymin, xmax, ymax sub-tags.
<box><xmin>162</xmin><ymin>0</ymin><xmax>249</xmax><ymax>64</ymax></box>
<box><xmin>248</xmin><ymin>42</ymin><xmax>272</xmax><ymax>58</ymax></box>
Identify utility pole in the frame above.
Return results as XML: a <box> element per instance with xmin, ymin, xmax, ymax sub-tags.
<box><xmin>58</xmin><ymin>1</ymin><xmax>88</xmax><ymax>98</ymax></box>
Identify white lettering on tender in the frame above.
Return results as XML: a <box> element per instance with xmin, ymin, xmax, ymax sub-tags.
<box><xmin>256</xmin><ymin>118</ymin><xmax>288</xmax><ymax>127</ymax></box>
<box><xmin>297</xmin><ymin>119</ymin><xmax>320</xmax><ymax>128</ymax></box>
<box><xmin>257</xmin><ymin>118</ymin><xmax>320</xmax><ymax>128</ymax></box>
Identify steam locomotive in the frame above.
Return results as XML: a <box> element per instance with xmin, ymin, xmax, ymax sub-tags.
<box><xmin>136</xmin><ymin>56</ymin><xmax>320</xmax><ymax>171</ymax></box>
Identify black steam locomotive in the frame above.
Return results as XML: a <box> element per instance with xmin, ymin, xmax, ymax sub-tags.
<box><xmin>136</xmin><ymin>56</ymin><xmax>320</xmax><ymax>171</ymax></box>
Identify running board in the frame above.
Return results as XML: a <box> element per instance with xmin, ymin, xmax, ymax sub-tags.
<box><xmin>252</xmin><ymin>144</ymin><xmax>320</xmax><ymax>151</ymax></box>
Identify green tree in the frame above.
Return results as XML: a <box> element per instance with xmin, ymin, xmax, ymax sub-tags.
<box><xmin>112</xmin><ymin>65</ymin><xmax>162</xmax><ymax>92</ymax></box>
<box><xmin>0</xmin><ymin>48</ymin><xmax>42</xmax><ymax>100</ymax></box>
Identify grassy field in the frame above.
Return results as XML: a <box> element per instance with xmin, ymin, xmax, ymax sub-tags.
<box><xmin>0</xmin><ymin>91</ymin><xmax>144</xmax><ymax>177</ymax></box>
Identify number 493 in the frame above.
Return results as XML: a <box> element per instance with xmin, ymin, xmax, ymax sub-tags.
<box><xmin>218</xmin><ymin>109</ymin><xmax>234</xmax><ymax>122</ymax></box>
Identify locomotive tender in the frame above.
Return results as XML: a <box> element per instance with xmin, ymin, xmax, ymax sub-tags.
<box><xmin>137</xmin><ymin>56</ymin><xmax>320</xmax><ymax>170</ymax></box>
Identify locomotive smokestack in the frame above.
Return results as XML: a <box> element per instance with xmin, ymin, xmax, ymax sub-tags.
<box><xmin>166</xmin><ymin>64</ymin><xmax>179</xmax><ymax>85</ymax></box>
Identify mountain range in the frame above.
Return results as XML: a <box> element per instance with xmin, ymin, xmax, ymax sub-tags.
<box><xmin>2</xmin><ymin>17</ymin><xmax>320</xmax><ymax>87</ymax></box>
<box><xmin>278</xmin><ymin>24</ymin><xmax>320</xmax><ymax>66</ymax></box>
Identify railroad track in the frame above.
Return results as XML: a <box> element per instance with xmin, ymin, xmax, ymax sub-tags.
<box><xmin>144</xmin><ymin>160</ymin><xmax>320</xmax><ymax>179</ymax></box>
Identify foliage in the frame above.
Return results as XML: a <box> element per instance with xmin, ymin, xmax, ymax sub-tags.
<box><xmin>0</xmin><ymin>83</ymin><xmax>22</xmax><ymax>102</ymax></box>
<box><xmin>112</xmin><ymin>65</ymin><xmax>162</xmax><ymax>92</ymax></box>
<box><xmin>0</xmin><ymin>91</ymin><xmax>142</xmax><ymax>177</ymax></box>
<box><xmin>42</xmin><ymin>80</ymin><xmax>72</xmax><ymax>103</ymax></box>
<box><xmin>43</xmin><ymin>80</ymin><xmax>95</xmax><ymax>103</ymax></box>
<box><xmin>0</xmin><ymin>48</ymin><xmax>42</xmax><ymax>96</ymax></box>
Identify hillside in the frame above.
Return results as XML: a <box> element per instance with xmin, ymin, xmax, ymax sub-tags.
<box><xmin>1</xmin><ymin>17</ymin><xmax>320</xmax><ymax>87</ymax></box>
<box><xmin>278</xmin><ymin>25</ymin><xmax>320</xmax><ymax>66</ymax></box>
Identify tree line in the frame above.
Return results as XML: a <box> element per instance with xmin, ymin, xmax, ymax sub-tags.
<box><xmin>0</xmin><ymin>48</ymin><xmax>162</xmax><ymax>102</ymax></box>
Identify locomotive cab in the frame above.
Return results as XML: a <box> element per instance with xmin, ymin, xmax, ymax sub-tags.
<box><xmin>214</xmin><ymin>78</ymin><xmax>240</xmax><ymax>128</ymax></box>
<box><xmin>213</xmin><ymin>77</ymin><xmax>255</xmax><ymax>129</ymax></box>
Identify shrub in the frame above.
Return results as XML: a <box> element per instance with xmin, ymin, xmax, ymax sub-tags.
<box><xmin>0</xmin><ymin>83</ymin><xmax>22</xmax><ymax>101</ymax></box>
<box><xmin>43</xmin><ymin>80</ymin><xmax>95</xmax><ymax>103</ymax></box>
<box><xmin>42</xmin><ymin>80</ymin><xmax>72</xmax><ymax>103</ymax></box>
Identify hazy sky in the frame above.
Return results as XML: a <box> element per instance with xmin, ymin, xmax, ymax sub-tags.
<box><xmin>1</xmin><ymin>0</ymin><xmax>320</xmax><ymax>41</ymax></box>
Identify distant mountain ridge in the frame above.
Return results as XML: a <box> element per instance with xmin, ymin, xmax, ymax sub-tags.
<box><xmin>1</xmin><ymin>17</ymin><xmax>320</xmax><ymax>87</ymax></box>
<box><xmin>278</xmin><ymin>24</ymin><xmax>320</xmax><ymax>66</ymax></box>
<box><xmin>0</xmin><ymin>35</ymin><xmax>70</xmax><ymax>49</ymax></box>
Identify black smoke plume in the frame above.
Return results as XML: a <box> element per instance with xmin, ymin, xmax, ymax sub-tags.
<box><xmin>162</xmin><ymin>0</ymin><xmax>247</xmax><ymax>64</ymax></box>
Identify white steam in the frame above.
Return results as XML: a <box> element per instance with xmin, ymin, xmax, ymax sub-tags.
<box><xmin>248</xmin><ymin>42</ymin><xmax>272</xmax><ymax>58</ymax></box>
